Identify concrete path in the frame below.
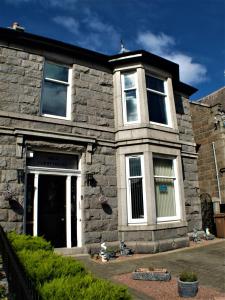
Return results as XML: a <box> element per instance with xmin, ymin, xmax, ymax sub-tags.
<box><xmin>76</xmin><ymin>240</ymin><xmax>225</xmax><ymax>300</ymax></box>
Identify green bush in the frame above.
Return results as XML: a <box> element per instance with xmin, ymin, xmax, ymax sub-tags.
<box><xmin>7</xmin><ymin>232</ymin><xmax>132</xmax><ymax>300</ymax></box>
<box><xmin>7</xmin><ymin>232</ymin><xmax>53</xmax><ymax>252</ymax></box>
<box><xmin>17</xmin><ymin>249</ymin><xmax>86</xmax><ymax>285</ymax></box>
<box><xmin>179</xmin><ymin>271</ymin><xmax>198</xmax><ymax>282</ymax></box>
<box><xmin>39</xmin><ymin>275</ymin><xmax>132</xmax><ymax>300</ymax></box>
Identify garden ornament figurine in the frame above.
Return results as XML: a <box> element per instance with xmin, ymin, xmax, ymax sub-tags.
<box><xmin>192</xmin><ymin>228</ymin><xmax>201</xmax><ymax>243</ymax></box>
<box><xmin>120</xmin><ymin>241</ymin><xmax>134</xmax><ymax>256</ymax></box>
<box><xmin>204</xmin><ymin>228</ymin><xmax>215</xmax><ymax>240</ymax></box>
<box><xmin>100</xmin><ymin>242</ymin><xmax>109</xmax><ymax>262</ymax></box>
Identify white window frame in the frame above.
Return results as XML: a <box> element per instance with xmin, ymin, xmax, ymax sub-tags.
<box><xmin>153</xmin><ymin>155</ymin><xmax>181</xmax><ymax>222</ymax></box>
<box><xmin>126</xmin><ymin>154</ymin><xmax>147</xmax><ymax>224</ymax></box>
<box><xmin>121</xmin><ymin>71</ymin><xmax>140</xmax><ymax>125</ymax></box>
<box><xmin>41</xmin><ymin>62</ymin><xmax>72</xmax><ymax>120</ymax></box>
<box><xmin>146</xmin><ymin>74</ymin><xmax>172</xmax><ymax>127</ymax></box>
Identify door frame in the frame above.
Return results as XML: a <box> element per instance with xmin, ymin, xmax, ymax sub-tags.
<box><xmin>26</xmin><ymin>166</ymin><xmax>81</xmax><ymax>248</ymax></box>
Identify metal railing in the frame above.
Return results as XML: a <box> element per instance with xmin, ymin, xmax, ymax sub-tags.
<box><xmin>0</xmin><ymin>225</ymin><xmax>40</xmax><ymax>300</ymax></box>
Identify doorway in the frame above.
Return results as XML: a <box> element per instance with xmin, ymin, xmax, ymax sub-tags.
<box><xmin>25</xmin><ymin>172</ymin><xmax>80</xmax><ymax>248</ymax></box>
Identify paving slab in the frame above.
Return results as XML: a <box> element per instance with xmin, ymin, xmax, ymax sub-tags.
<box><xmin>75</xmin><ymin>239</ymin><xmax>225</xmax><ymax>299</ymax></box>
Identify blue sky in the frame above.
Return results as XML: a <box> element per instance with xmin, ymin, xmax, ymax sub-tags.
<box><xmin>1</xmin><ymin>0</ymin><xmax>224</xmax><ymax>99</ymax></box>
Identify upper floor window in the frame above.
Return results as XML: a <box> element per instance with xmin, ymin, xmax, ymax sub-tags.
<box><xmin>121</xmin><ymin>72</ymin><xmax>140</xmax><ymax>124</ymax></box>
<box><xmin>146</xmin><ymin>75</ymin><xmax>169</xmax><ymax>125</ymax></box>
<box><xmin>41</xmin><ymin>62</ymin><xmax>71</xmax><ymax>119</ymax></box>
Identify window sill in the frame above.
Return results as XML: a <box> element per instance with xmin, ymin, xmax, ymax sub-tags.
<box><xmin>41</xmin><ymin>113</ymin><xmax>70</xmax><ymax>121</ymax></box>
<box><xmin>119</xmin><ymin>220</ymin><xmax>187</xmax><ymax>231</ymax></box>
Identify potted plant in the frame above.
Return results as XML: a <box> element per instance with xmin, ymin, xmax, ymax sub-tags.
<box><xmin>178</xmin><ymin>271</ymin><xmax>199</xmax><ymax>298</ymax></box>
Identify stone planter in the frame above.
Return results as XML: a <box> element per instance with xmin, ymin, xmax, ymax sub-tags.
<box><xmin>178</xmin><ymin>279</ymin><xmax>199</xmax><ymax>297</ymax></box>
<box><xmin>132</xmin><ymin>268</ymin><xmax>171</xmax><ymax>281</ymax></box>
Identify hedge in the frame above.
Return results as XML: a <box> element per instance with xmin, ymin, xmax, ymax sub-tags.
<box><xmin>7</xmin><ymin>232</ymin><xmax>132</xmax><ymax>300</ymax></box>
<box><xmin>7</xmin><ymin>232</ymin><xmax>53</xmax><ymax>252</ymax></box>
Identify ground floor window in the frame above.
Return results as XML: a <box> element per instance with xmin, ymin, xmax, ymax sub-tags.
<box><xmin>125</xmin><ymin>153</ymin><xmax>180</xmax><ymax>224</ymax></box>
<box><xmin>153</xmin><ymin>156</ymin><xmax>178</xmax><ymax>221</ymax></box>
<box><xmin>126</xmin><ymin>155</ymin><xmax>146</xmax><ymax>223</ymax></box>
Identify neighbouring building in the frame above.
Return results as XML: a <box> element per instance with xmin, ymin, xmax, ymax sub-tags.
<box><xmin>0</xmin><ymin>24</ymin><xmax>202</xmax><ymax>253</ymax></box>
<box><xmin>190</xmin><ymin>87</ymin><xmax>225</xmax><ymax>232</ymax></box>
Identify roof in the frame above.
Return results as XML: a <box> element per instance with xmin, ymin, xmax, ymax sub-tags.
<box><xmin>0</xmin><ymin>27</ymin><xmax>197</xmax><ymax>96</ymax></box>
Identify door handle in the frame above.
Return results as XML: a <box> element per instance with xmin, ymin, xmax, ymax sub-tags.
<box><xmin>61</xmin><ymin>218</ymin><xmax>64</xmax><ymax>221</ymax></box>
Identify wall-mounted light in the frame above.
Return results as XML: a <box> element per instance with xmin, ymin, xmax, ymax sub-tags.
<box><xmin>17</xmin><ymin>169</ymin><xmax>25</xmax><ymax>184</ymax></box>
<box><xmin>220</xmin><ymin>167</ymin><xmax>225</xmax><ymax>174</ymax></box>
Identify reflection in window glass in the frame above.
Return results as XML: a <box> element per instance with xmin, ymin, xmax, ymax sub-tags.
<box><xmin>42</xmin><ymin>81</ymin><xmax>67</xmax><ymax>117</ymax></box>
<box><xmin>124</xmin><ymin>73</ymin><xmax>135</xmax><ymax>89</ymax></box>
<box><xmin>125</xmin><ymin>90</ymin><xmax>138</xmax><ymax>122</ymax></box>
<box><xmin>41</xmin><ymin>62</ymin><xmax>69</xmax><ymax>118</ymax></box>
<box><xmin>123</xmin><ymin>72</ymin><xmax>138</xmax><ymax>123</ymax></box>
<box><xmin>45</xmin><ymin>62</ymin><xmax>68</xmax><ymax>82</ymax></box>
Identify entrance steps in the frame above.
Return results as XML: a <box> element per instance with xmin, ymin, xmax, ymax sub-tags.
<box><xmin>54</xmin><ymin>247</ymin><xmax>89</xmax><ymax>257</ymax></box>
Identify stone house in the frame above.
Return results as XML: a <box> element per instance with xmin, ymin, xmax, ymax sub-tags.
<box><xmin>0</xmin><ymin>25</ymin><xmax>202</xmax><ymax>253</ymax></box>
<box><xmin>190</xmin><ymin>87</ymin><xmax>225</xmax><ymax>208</ymax></box>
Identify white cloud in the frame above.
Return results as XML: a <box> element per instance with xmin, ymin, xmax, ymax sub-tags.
<box><xmin>47</xmin><ymin>0</ymin><xmax>77</xmax><ymax>8</ymax></box>
<box><xmin>53</xmin><ymin>16</ymin><xmax>79</xmax><ymax>35</ymax></box>
<box><xmin>137</xmin><ymin>31</ymin><xmax>207</xmax><ymax>85</ymax></box>
<box><xmin>137</xmin><ymin>32</ymin><xmax>175</xmax><ymax>56</ymax></box>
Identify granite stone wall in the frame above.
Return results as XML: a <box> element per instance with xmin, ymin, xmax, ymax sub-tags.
<box><xmin>0</xmin><ymin>134</ymin><xmax>24</xmax><ymax>232</ymax></box>
<box><xmin>176</xmin><ymin>95</ymin><xmax>202</xmax><ymax>232</ymax></box>
<box><xmin>190</xmin><ymin>100</ymin><xmax>225</xmax><ymax>203</ymax></box>
<box><xmin>0</xmin><ymin>45</ymin><xmax>117</xmax><ymax>244</ymax></box>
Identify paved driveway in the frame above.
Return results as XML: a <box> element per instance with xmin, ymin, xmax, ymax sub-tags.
<box><xmin>76</xmin><ymin>240</ymin><xmax>225</xmax><ymax>299</ymax></box>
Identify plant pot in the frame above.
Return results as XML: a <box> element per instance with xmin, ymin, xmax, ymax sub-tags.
<box><xmin>178</xmin><ymin>279</ymin><xmax>199</xmax><ymax>298</ymax></box>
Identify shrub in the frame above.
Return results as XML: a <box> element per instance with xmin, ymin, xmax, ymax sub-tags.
<box><xmin>7</xmin><ymin>232</ymin><xmax>53</xmax><ymax>252</ymax></box>
<box><xmin>39</xmin><ymin>275</ymin><xmax>132</xmax><ymax>300</ymax></box>
<box><xmin>17</xmin><ymin>249</ymin><xmax>86</xmax><ymax>285</ymax></box>
<box><xmin>179</xmin><ymin>271</ymin><xmax>198</xmax><ymax>282</ymax></box>
<box><xmin>7</xmin><ymin>232</ymin><xmax>132</xmax><ymax>299</ymax></box>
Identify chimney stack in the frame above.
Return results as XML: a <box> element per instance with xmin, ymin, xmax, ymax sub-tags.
<box><xmin>11</xmin><ymin>22</ymin><xmax>25</xmax><ymax>32</ymax></box>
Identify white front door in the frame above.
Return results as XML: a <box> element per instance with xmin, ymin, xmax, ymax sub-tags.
<box><xmin>26</xmin><ymin>171</ymin><xmax>81</xmax><ymax>248</ymax></box>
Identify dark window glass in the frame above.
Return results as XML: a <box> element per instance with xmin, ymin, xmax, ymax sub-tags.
<box><xmin>45</xmin><ymin>62</ymin><xmax>68</xmax><ymax>82</ymax></box>
<box><xmin>146</xmin><ymin>76</ymin><xmax>164</xmax><ymax>93</ymax></box>
<box><xmin>130</xmin><ymin>178</ymin><xmax>144</xmax><ymax>219</ymax></box>
<box><xmin>42</xmin><ymin>81</ymin><xmax>67</xmax><ymax>117</ymax></box>
<box><xmin>129</xmin><ymin>157</ymin><xmax>141</xmax><ymax>176</ymax></box>
<box><xmin>147</xmin><ymin>91</ymin><xmax>168</xmax><ymax>124</ymax></box>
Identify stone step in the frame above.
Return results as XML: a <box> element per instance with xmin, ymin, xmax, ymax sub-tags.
<box><xmin>54</xmin><ymin>247</ymin><xmax>89</xmax><ymax>256</ymax></box>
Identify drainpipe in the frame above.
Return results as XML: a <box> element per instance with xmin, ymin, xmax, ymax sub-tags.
<box><xmin>212</xmin><ymin>142</ymin><xmax>221</xmax><ymax>203</ymax></box>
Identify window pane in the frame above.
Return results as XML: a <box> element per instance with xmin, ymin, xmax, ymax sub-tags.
<box><xmin>147</xmin><ymin>91</ymin><xmax>168</xmax><ymax>124</ymax></box>
<box><xmin>129</xmin><ymin>157</ymin><xmax>142</xmax><ymax>176</ymax></box>
<box><xmin>124</xmin><ymin>73</ymin><xmax>135</xmax><ymax>89</ymax></box>
<box><xmin>45</xmin><ymin>62</ymin><xmax>68</xmax><ymax>82</ymax></box>
<box><xmin>153</xmin><ymin>158</ymin><xmax>174</xmax><ymax>177</ymax></box>
<box><xmin>146</xmin><ymin>76</ymin><xmax>164</xmax><ymax>93</ymax></box>
<box><xmin>155</xmin><ymin>177</ymin><xmax>176</xmax><ymax>217</ymax></box>
<box><xmin>42</xmin><ymin>81</ymin><xmax>67</xmax><ymax>117</ymax></box>
<box><xmin>125</xmin><ymin>90</ymin><xmax>138</xmax><ymax>122</ymax></box>
<box><xmin>130</xmin><ymin>178</ymin><xmax>144</xmax><ymax>219</ymax></box>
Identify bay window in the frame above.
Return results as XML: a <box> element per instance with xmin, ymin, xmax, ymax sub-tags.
<box><xmin>121</xmin><ymin>72</ymin><xmax>139</xmax><ymax>124</ymax></box>
<box><xmin>41</xmin><ymin>62</ymin><xmax>71</xmax><ymax>119</ymax></box>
